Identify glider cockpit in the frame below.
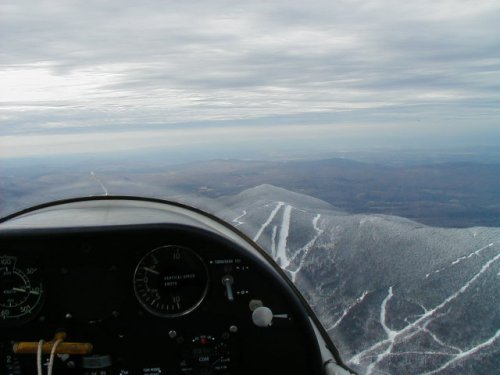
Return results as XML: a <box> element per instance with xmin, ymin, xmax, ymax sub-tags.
<box><xmin>0</xmin><ymin>197</ymin><xmax>353</xmax><ymax>375</ymax></box>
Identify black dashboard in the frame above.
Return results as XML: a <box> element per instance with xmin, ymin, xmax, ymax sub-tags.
<box><xmin>0</xmin><ymin>197</ymin><xmax>351</xmax><ymax>375</ymax></box>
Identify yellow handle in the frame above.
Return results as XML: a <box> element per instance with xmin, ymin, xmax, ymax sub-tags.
<box><xmin>12</xmin><ymin>331</ymin><xmax>93</xmax><ymax>355</ymax></box>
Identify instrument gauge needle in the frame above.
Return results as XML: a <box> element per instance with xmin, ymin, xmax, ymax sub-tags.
<box><xmin>143</xmin><ymin>267</ymin><xmax>160</xmax><ymax>275</ymax></box>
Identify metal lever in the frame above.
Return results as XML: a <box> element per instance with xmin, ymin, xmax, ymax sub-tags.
<box><xmin>222</xmin><ymin>275</ymin><xmax>234</xmax><ymax>301</ymax></box>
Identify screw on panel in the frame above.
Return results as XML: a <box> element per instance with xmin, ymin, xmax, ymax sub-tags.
<box><xmin>248</xmin><ymin>299</ymin><xmax>263</xmax><ymax>311</ymax></box>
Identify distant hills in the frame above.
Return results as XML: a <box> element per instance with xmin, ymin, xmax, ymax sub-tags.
<box><xmin>1</xmin><ymin>158</ymin><xmax>499</xmax><ymax>227</ymax></box>
<box><xmin>186</xmin><ymin>158</ymin><xmax>500</xmax><ymax>228</ymax></box>
<box><xmin>212</xmin><ymin>185</ymin><xmax>500</xmax><ymax>375</ymax></box>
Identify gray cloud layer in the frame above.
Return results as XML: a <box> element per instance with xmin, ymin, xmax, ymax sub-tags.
<box><xmin>1</xmin><ymin>0</ymin><xmax>499</xmax><ymax>156</ymax></box>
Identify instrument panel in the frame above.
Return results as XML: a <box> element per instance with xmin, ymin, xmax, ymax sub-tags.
<box><xmin>0</xmin><ymin>224</ymin><xmax>322</xmax><ymax>375</ymax></box>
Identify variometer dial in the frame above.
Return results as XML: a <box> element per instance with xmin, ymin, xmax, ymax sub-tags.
<box><xmin>133</xmin><ymin>246</ymin><xmax>209</xmax><ymax>318</ymax></box>
<box><xmin>0</xmin><ymin>255</ymin><xmax>44</xmax><ymax>325</ymax></box>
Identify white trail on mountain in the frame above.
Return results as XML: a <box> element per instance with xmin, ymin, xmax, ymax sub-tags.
<box><xmin>232</xmin><ymin>210</ymin><xmax>247</xmax><ymax>227</ymax></box>
<box><xmin>365</xmin><ymin>287</ymin><xmax>396</xmax><ymax>375</ymax></box>
<box><xmin>451</xmin><ymin>242</ymin><xmax>495</xmax><ymax>265</ymax></box>
<box><xmin>421</xmin><ymin>325</ymin><xmax>463</xmax><ymax>354</ymax></box>
<box><xmin>271</xmin><ymin>225</ymin><xmax>278</xmax><ymax>259</ymax></box>
<box><xmin>420</xmin><ymin>329</ymin><xmax>500</xmax><ymax>375</ymax></box>
<box><xmin>253</xmin><ymin>201</ymin><xmax>284</xmax><ymax>242</ymax></box>
<box><xmin>380</xmin><ymin>287</ymin><xmax>396</xmax><ymax>339</ymax></box>
<box><xmin>350</xmin><ymin>252</ymin><xmax>500</xmax><ymax>370</ymax></box>
<box><xmin>327</xmin><ymin>291</ymin><xmax>369</xmax><ymax>331</ymax></box>
<box><xmin>276</xmin><ymin>205</ymin><xmax>293</xmax><ymax>268</ymax></box>
<box><xmin>425</xmin><ymin>241</ymin><xmax>496</xmax><ymax>278</ymax></box>
<box><xmin>288</xmin><ymin>214</ymin><xmax>324</xmax><ymax>282</ymax></box>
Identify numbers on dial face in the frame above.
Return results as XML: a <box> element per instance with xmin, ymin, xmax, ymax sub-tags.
<box><xmin>133</xmin><ymin>246</ymin><xmax>209</xmax><ymax>318</ymax></box>
<box><xmin>0</xmin><ymin>255</ymin><xmax>44</xmax><ymax>325</ymax></box>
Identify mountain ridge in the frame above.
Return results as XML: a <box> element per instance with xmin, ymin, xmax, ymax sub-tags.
<box><xmin>215</xmin><ymin>185</ymin><xmax>500</xmax><ymax>375</ymax></box>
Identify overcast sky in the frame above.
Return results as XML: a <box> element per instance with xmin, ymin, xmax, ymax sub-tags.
<box><xmin>1</xmin><ymin>0</ymin><xmax>499</xmax><ymax>158</ymax></box>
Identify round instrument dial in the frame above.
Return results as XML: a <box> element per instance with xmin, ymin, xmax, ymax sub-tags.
<box><xmin>133</xmin><ymin>246</ymin><xmax>209</xmax><ymax>318</ymax></box>
<box><xmin>0</xmin><ymin>255</ymin><xmax>44</xmax><ymax>325</ymax></box>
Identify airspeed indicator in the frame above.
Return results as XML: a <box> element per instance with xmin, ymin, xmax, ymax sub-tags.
<box><xmin>133</xmin><ymin>246</ymin><xmax>209</xmax><ymax>318</ymax></box>
<box><xmin>0</xmin><ymin>255</ymin><xmax>44</xmax><ymax>326</ymax></box>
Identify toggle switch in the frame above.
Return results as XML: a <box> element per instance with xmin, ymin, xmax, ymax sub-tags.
<box><xmin>222</xmin><ymin>275</ymin><xmax>234</xmax><ymax>301</ymax></box>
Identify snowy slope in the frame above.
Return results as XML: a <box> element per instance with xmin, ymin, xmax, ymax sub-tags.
<box><xmin>214</xmin><ymin>185</ymin><xmax>500</xmax><ymax>375</ymax></box>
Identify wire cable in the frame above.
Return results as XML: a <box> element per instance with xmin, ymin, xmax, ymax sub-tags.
<box><xmin>47</xmin><ymin>339</ymin><xmax>63</xmax><ymax>375</ymax></box>
<box><xmin>37</xmin><ymin>340</ymin><xmax>45</xmax><ymax>375</ymax></box>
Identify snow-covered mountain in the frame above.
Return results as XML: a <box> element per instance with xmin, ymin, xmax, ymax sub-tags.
<box><xmin>212</xmin><ymin>184</ymin><xmax>500</xmax><ymax>375</ymax></box>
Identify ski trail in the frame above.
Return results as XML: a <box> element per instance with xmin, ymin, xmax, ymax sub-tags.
<box><xmin>276</xmin><ymin>205</ymin><xmax>293</xmax><ymax>268</ymax></box>
<box><xmin>327</xmin><ymin>291</ymin><xmax>369</xmax><ymax>331</ymax></box>
<box><xmin>380</xmin><ymin>287</ymin><xmax>396</xmax><ymax>339</ymax></box>
<box><xmin>350</xmin><ymin>251</ymin><xmax>500</xmax><ymax>367</ymax></box>
<box><xmin>425</xmin><ymin>241</ymin><xmax>496</xmax><ymax>278</ymax></box>
<box><xmin>90</xmin><ymin>171</ymin><xmax>109</xmax><ymax>196</ymax></box>
<box><xmin>366</xmin><ymin>287</ymin><xmax>396</xmax><ymax>375</ymax></box>
<box><xmin>270</xmin><ymin>225</ymin><xmax>278</xmax><ymax>259</ymax></box>
<box><xmin>409</xmin><ymin>253</ymin><xmax>500</xmax><ymax>330</ymax></box>
<box><xmin>289</xmin><ymin>214</ymin><xmax>323</xmax><ymax>264</ymax></box>
<box><xmin>451</xmin><ymin>242</ymin><xmax>495</xmax><ymax>265</ymax></box>
<box><xmin>420</xmin><ymin>329</ymin><xmax>500</xmax><ymax>375</ymax></box>
<box><xmin>232</xmin><ymin>210</ymin><xmax>247</xmax><ymax>227</ymax></box>
<box><xmin>421</xmin><ymin>325</ymin><xmax>463</xmax><ymax>354</ymax></box>
<box><xmin>362</xmin><ymin>351</ymin><xmax>455</xmax><ymax>360</ymax></box>
<box><xmin>253</xmin><ymin>202</ymin><xmax>284</xmax><ymax>242</ymax></box>
<box><xmin>288</xmin><ymin>214</ymin><xmax>324</xmax><ymax>282</ymax></box>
